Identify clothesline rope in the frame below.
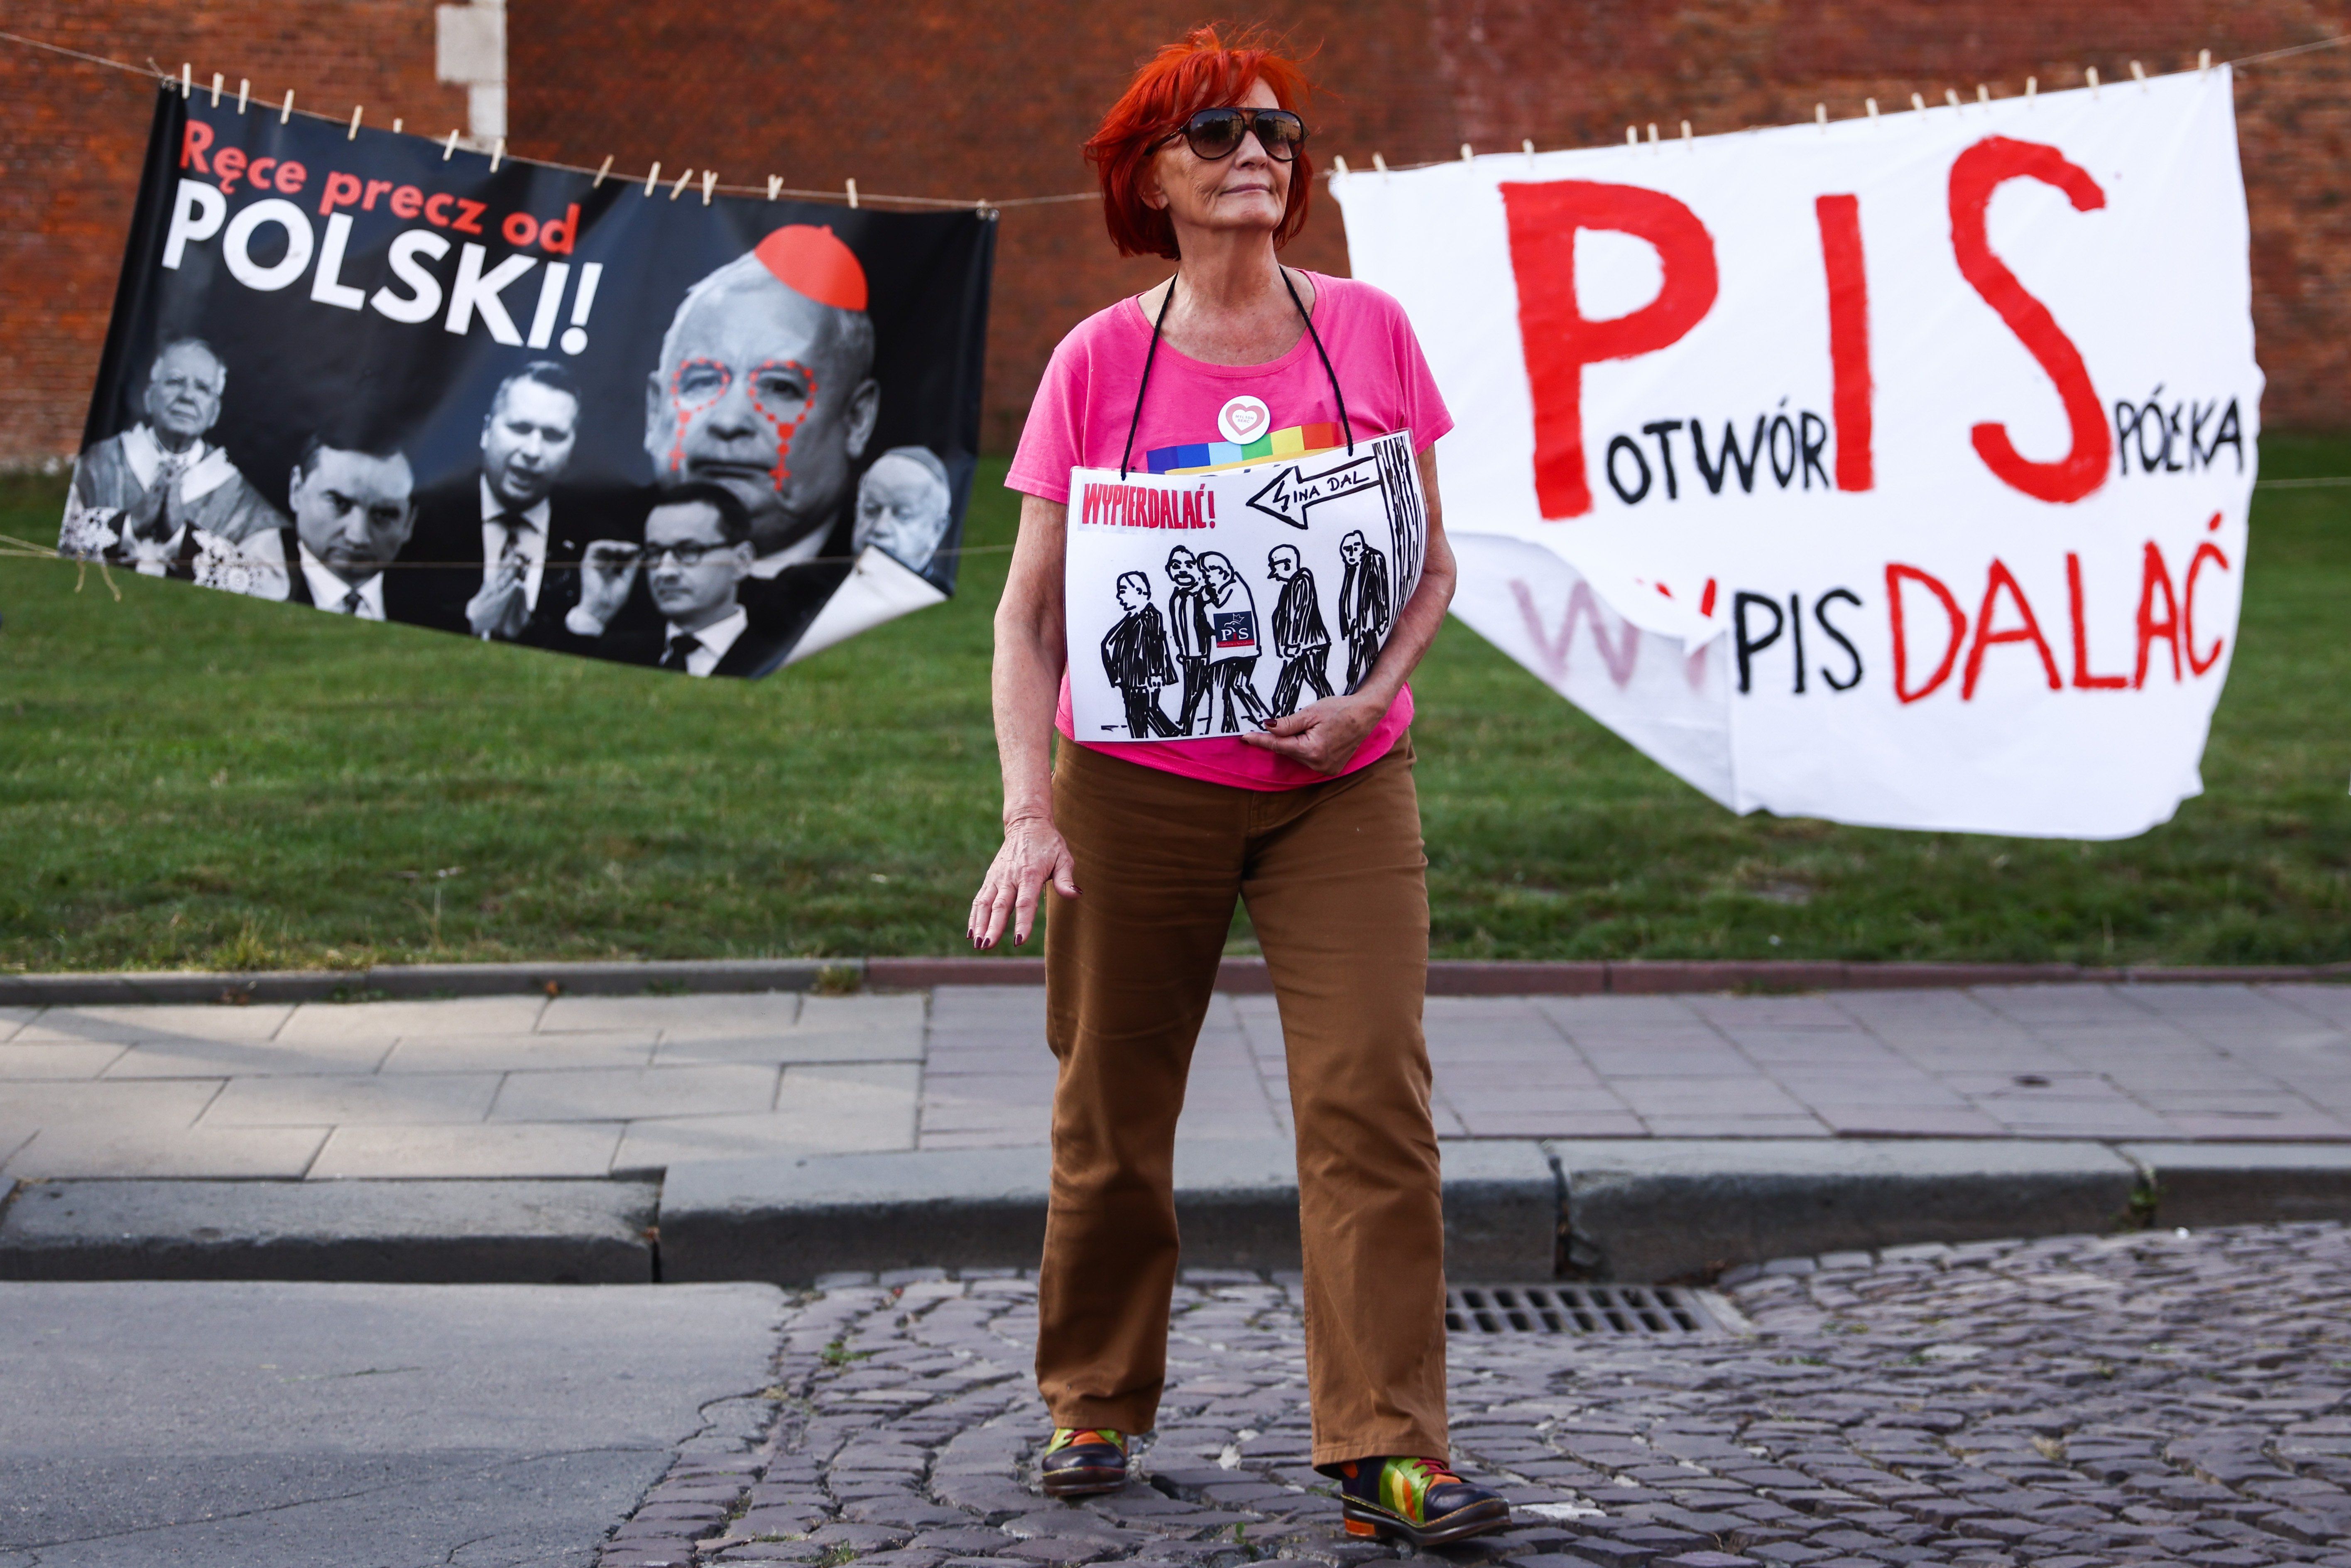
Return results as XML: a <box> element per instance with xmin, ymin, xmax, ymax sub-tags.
<box><xmin>3</xmin><ymin>26</ymin><xmax>2345</xmax><ymax>212</ymax></box>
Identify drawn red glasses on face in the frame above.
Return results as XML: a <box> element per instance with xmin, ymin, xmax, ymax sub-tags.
<box><xmin>666</xmin><ymin>357</ymin><xmax>820</xmax><ymax>491</ymax></box>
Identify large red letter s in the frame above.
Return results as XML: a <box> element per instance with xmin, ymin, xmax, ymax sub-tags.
<box><xmin>1501</xmin><ymin>181</ymin><xmax>1718</xmax><ymax>519</ymax></box>
<box><xmin>1949</xmin><ymin>137</ymin><xmax>2111</xmax><ymax>504</ymax></box>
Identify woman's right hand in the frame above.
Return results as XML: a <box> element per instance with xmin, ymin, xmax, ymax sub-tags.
<box><xmin>968</xmin><ymin>813</ymin><xmax>1080</xmax><ymax>949</ymax></box>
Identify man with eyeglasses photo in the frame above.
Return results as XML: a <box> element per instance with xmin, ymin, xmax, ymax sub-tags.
<box><xmin>564</xmin><ymin>482</ymin><xmax>784</xmax><ymax>677</ymax></box>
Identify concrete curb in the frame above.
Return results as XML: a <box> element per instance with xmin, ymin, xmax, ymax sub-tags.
<box><xmin>0</xmin><ymin>1178</ymin><xmax>656</xmax><ymax>1283</ymax></box>
<box><xmin>2120</xmin><ymin>1142</ymin><xmax>2351</xmax><ymax>1229</ymax></box>
<box><xmin>1546</xmin><ymin>1139</ymin><xmax>2145</xmax><ymax>1283</ymax></box>
<box><xmin>2</xmin><ymin>1142</ymin><xmax>2346</xmax><ymax>1287</ymax></box>
<box><xmin>5</xmin><ymin>956</ymin><xmax>2345</xmax><ymax>1007</ymax></box>
<box><xmin>658</xmin><ymin>1138</ymin><xmax>1561</xmax><ymax>1286</ymax></box>
<box><xmin>0</xmin><ymin>958</ymin><xmax>849</xmax><ymax>1008</ymax></box>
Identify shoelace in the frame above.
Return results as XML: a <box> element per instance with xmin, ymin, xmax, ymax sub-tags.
<box><xmin>1384</xmin><ymin>1456</ymin><xmax>1463</xmax><ymax>1517</ymax></box>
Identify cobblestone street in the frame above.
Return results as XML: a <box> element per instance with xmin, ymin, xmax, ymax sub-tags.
<box><xmin>601</xmin><ymin>1223</ymin><xmax>2351</xmax><ymax>1568</ymax></box>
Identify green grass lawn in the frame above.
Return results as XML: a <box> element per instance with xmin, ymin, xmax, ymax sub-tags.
<box><xmin>2</xmin><ymin>440</ymin><xmax>2345</xmax><ymax>973</ymax></box>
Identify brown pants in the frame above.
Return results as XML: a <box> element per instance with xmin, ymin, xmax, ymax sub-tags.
<box><xmin>1035</xmin><ymin>735</ymin><xmax>1448</xmax><ymax>1469</ymax></box>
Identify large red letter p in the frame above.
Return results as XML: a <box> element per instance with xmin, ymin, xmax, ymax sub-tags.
<box><xmin>1501</xmin><ymin>181</ymin><xmax>1719</xmax><ymax>519</ymax></box>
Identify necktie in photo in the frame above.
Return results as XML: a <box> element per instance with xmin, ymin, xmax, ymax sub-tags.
<box><xmin>340</xmin><ymin>588</ymin><xmax>366</xmax><ymax>616</ymax></box>
<box><xmin>661</xmin><ymin>634</ymin><xmax>701</xmax><ymax>672</ymax></box>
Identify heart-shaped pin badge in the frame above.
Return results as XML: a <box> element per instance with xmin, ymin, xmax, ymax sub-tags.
<box><xmin>1217</xmin><ymin>396</ymin><xmax>1272</xmax><ymax>444</ymax></box>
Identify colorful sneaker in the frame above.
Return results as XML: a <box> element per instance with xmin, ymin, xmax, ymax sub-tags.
<box><xmin>1039</xmin><ymin>1427</ymin><xmax>1128</xmax><ymax>1497</ymax></box>
<box><xmin>1335</xmin><ymin>1455</ymin><xmax>1510</xmax><ymax>1546</ymax></box>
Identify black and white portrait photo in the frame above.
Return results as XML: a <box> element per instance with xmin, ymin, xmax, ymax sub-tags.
<box><xmin>854</xmin><ymin>445</ymin><xmax>954</xmax><ymax>576</ymax></box>
<box><xmin>62</xmin><ymin>90</ymin><xmax>993</xmax><ymax>680</ymax></box>
<box><xmin>61</xmin><ymin>337</ymin><xmax>289</xmax><ymax>597</ymax></box>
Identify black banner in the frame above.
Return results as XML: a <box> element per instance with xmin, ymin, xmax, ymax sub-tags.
<box><xmin>61</xmin><ymin>87</ymin><xmax>994</xmax><ymax>678</ymax></box>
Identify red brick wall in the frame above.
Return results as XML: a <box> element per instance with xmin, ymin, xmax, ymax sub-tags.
<box><xmin>0</xmin><ymin>1</ymin><xmax>472</xmax><ymax>467</ymax></box>
<box><xmin>3</xmin><ymin>2</ymin><xmax>2344</xmax><ymax>466</ymax></box>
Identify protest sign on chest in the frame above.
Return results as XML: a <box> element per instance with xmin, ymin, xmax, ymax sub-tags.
<box><xmin>1065</xmin><ymin>429</ymin><xmax>1425</xmax><ymax>741</ymax></box>
<box><xmin>59</xmin><ymin>86</ymin><xmax>993</xmax><ymax>679</ymax></box>
<box><xmin>1338</xmin><ymin>70</ymin><xmax>2260</xmax><ymax>838</ymax></box>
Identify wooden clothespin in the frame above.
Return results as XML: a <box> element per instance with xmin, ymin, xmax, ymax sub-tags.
<box><xmin>1910</xmin><ymin>92</ymin><xmax>1927</xmax><ymax>113</ymax></box>
<box><xmin>2087</xmin><ymin>65</ymin><xmax>2101</xmax><ymax>98</ymax></box>
<box><xmin>669</xmin><ymin>168</ymin><xmax>693</xmax><ymax>199</ymax></box>
<box><xmin>445</xmin><ymin>130</ymin><xmax>460</xmax><ymax>161</ymax></box>
<box><xmin>766</xmin><ymin>175</ymin><xmax>782</xmax><ymax>200</ymax></box>
<box><xmin>701</xmin><ymin>171</ymin><xmax>717</xmax><ymax>205</ymax></box>
<box><xmin>490</xmin><ymin>137</ymin><xmax>505</xmax><ymax>173</ymax></box>
<box><xmin>1371</xmin><ymin>152</ymin><xmax>1389</xmax><ymax>180</ymax></box>
<box><xmin>1946</xmin><ymin>88</ymin><xmax>1962</xmax><ymax>110</ymax></box>
<box><xmin>1332</xmin><ymin>154</ymin><xmax>1350</xmax><ymax>179</ymax></box>
<box><xmin>280</xmin><ymin>89</ymin><xmax>294</xmax><ymax>124</ymax></box>
<box><xmin>210</xmin><ymin>71</ymin><xmax>222</xmax><ymax>106</ymax></box>
<box><xmin>644</xmin><ymin>160</ymin><xmax>661</xmax><ymax>195</ymax></box>
<box><xmin>1680</xmin><ymin>120</ymin><xmax>1692</xmax><ymax>145</ymax></box>
<box><xmin>1521</xmin><ymin>138</ymin><xmax>1535</xmax><ymax>165</ymax></box>
<box><xmin>1647</xmin><ymin>122</ymin><xmax>1659</xmax><ymax>144</ymax></box>
<box><xmin>179</xmin><ymin>63</ymin><xmax>191</xmax><ymax>98</ymax></box>
<box><xmin>237</xmin><ymin>78</ymin><xmax>250</xmax><ymax>113</ymax></box>
<box><xmin>2027</xmin><ymin>76</ymin><xmax>2038</xmax><ymax>102</ymax></box>
<box><xmin>1460</xmin><ymin>142</ymin><xmax>1473</xmax><ymax>163</ymax></box>
<box><xmin>2131</xmin><ymin>60</ymin><xmax>2148</xmax><ymax>90</ymax></box>
<box><xmin>2199</xmin><ymin>48</ymin><xmax>2212</xmax><ymax>76</ymax></box>
<box><xmin>1866</xmin><ymin>97</ymin><xmax>1880</xmax><ymax>119</ymax></box>
<box><xmin>594</xmin><ymin>155</ymin><xmax>614</xmax><ymax>187</ymax></box>
<box><xmin>1977</xmin><ymin>84</ymin><xmax>1990</xmax><ymax>103</ymax></box>
<box><xmin>1815</xmin><ymin>103</ymin><xmax>1828</xmax><ymax>130</ymax></box>
<box><xmin>392</xmin><ymin>118</ymin><xmax>403</xmax><ymax>133</ymax></box>
<box><xmin>348</xmin><ymin>104</ymin><xmax>363</xmax><ymax>140</ymax></box>
<box><xmin>845</xmin><ymin>178</ymin><xmax>859</xmax><ymax>209</ymax></box>
<box><xmin>1625</xmin><ymin>125</ymin><xmax>1638</xmax><ymax>146</ymax></box>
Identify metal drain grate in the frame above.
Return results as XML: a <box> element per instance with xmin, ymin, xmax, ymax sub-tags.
<box><xmin>1447</xmin><ymin>1283</ymin><xmax>1724</xmax><ymax>1336</ymax></box>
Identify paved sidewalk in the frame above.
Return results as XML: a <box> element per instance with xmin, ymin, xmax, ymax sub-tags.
<box><xmin>2</xmin><ymin>982</ymin><xmax>2348</xmax><ymax>1180</ymax></box>
<box><xmin>598</xmin><ymin>1221</ymin><xmax>2351</xmax><ymax>1568</ymax></box>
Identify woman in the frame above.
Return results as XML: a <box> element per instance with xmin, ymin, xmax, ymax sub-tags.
<box><xmin>969</xmin><ymin>27</ymin><xmax>1506</xmax><ymax>1549</ymax></box>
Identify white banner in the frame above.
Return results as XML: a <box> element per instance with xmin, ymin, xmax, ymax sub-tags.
<box><xmin>1065</xmin><ymin>431</ymin><xmax>1426</xmax><ymax>741</ymax></box>
<box><xmin>1337</xmin><ymin>69</ymin><xmax>2260</xmax><ymax>838</ymax></box>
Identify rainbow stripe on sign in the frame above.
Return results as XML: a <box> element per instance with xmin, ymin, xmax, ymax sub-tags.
<box><xmin>1146</xmin><ymin>422</ymin><xmax>1344</xmax><ymax>475</ymax></box>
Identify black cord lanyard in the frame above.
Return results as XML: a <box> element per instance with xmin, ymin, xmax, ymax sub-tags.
<box><xmin>1118</xmin><ymin>267</ymin><xmax>1354</xmax><ymax>480</ymax></box>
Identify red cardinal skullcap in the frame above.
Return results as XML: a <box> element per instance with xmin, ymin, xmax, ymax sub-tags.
<box><xmin>753</xmin><ymin>225</ymin><xmax>868</xmax><ymax>312</ymax></box>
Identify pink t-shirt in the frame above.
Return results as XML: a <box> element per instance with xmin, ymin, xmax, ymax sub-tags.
<box><xmin>1007</xmin><ymin>272</ymin><xmax>1453</xmax><ymax>791</ymax></box>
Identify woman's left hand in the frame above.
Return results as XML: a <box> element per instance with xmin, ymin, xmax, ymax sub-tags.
<box><xmin>1238</xmin><ymin>692</ymin><xmax>1384</xmax><ymax>775</ymax></box>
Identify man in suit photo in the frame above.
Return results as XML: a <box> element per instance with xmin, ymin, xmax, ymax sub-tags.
<box><xmin>396</xmin><ymin>361</ymin><xmax>593</xmax><ymax>642</ymax></box>
<box><xmin>568</xmin><ymin>483</ymin><xmax>785</xmax><ymax>678</ymax></box>
<box><xmin>281</xmin><ymin>431</ymin><xmax>422</xmax><ymax>622</ymax></box>
<box><xmin>636</xmin><ymin>225</ymin><xmax>881</xmax><ymax>659</ymax></box>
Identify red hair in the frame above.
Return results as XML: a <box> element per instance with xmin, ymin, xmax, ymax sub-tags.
<box><xmin>1085</xmin><ymin>25</ymin><xmax>1317</xmax><ymax>260</ymax></box>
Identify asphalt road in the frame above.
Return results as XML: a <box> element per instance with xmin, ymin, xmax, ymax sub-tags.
<box><xmin>0</xmin><ymin>1280</ymin><xmax>782</xmax><ymax>1568</ymax></box>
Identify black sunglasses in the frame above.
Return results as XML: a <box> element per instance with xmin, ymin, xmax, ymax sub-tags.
<box><xmin>1165</xmin><ymin>107</ymin><xmax>1308</xmax><ymax>162</ymax></box>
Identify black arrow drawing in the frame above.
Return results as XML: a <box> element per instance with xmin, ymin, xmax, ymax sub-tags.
<box><xmin>1245</xmin><ymin>453</ymin><xmax>1381</xmax><ymax>531</ymax></box>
